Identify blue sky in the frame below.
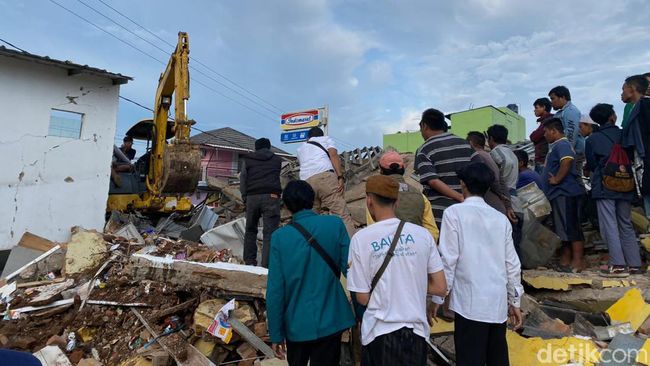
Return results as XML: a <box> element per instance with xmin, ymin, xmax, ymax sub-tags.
<box><xmin>3</xmin><ymin>0</ymin><xmax>650</xmax><ymax>154</ymax></box>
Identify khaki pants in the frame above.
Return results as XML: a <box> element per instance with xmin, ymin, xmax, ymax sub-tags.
<box><xmin>307</xmin><ymin>171</ymin><xmax>356</xmax><ymax>237</ymax></box>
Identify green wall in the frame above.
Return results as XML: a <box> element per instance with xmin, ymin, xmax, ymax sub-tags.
<box><xmin>383</xmin><ymin>131</ymin><xmax>424</xmax><ymax>153</ymax></box>
<box><xmin>449</xmin><ymin>106</ymin><xmax>526</xmax><ymax>143</ymax></box>
<box><xmin>383</xmin><ymin>106</ymin><xmax>527</xmax><ymax>153</ymax></box>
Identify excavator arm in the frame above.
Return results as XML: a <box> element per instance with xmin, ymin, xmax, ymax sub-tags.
<box><xmin>146</xmin><ymin>32</ymin><xmax>201</xmax><ymax>197</ymax></box>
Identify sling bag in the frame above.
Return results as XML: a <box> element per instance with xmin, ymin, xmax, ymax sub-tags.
<box><xmin>290</xmin><ymin>222</ymin><xmax>340</xmax><ymax>278</ymax></box>
<box><xmin>370</xmin><ymin>220</ymin><xmax>406</xmax><ymax>292</ymax></box>
<box><xmin>307</xmin><ymin>140</ymin><xmax>331</xmax><ymax>158</ymax></box>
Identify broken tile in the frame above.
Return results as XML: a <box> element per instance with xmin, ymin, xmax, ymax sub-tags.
<box><xmin>506</xmin><ymin>330</ymin><xmax>600</xmax><ymax>366</ymax></box>
<box><xmin>114</xmin><ymin>223</ymin><xmax>145</xmax><ymax>244</ymax></box>
<box><xmin>606</xmin><ymin>288</ymin><xmax>650</xmax><ymax>331</ymax></box>
<box><xmin>600</xmin><ymin>333</ymin><xmax>645</xmax><ymax>366</ymax></box>
<box><xmin>522</xmin><ymin>272</ymin><xmax>592</xmax><ymax>291</ymax></box>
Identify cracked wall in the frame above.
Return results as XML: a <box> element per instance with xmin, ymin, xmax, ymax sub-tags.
<box><xmin>0</xmin><ymin>57</ymin><xmax>122</xmax><ymax>249</ymax></box>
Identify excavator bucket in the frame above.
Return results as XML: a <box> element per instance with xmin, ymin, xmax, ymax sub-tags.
<box><xmin>160</xmin><ymin>143</ymin><xmax>202</xmax><ymax>193</ymax></box>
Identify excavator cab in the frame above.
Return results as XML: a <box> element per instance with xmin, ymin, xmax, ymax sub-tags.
<box><xmin>108</xmin><ymin>119</ymin><xmax>174</xmax><ymax>196</ymax></box>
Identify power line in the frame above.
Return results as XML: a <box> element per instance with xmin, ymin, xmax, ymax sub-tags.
<box><xmin>77</xmin><ymin>0</ymin><xmax>280</xmax><ymax>117</ymax></box>
<box><xmin>49</xmin><ymin>0</ymin><xmax>280</xmax><ymax>121</ymax></box>
<box><xmin>48</xmin><ymin>0</ymin><xmax>165</xmax><ymax>65</ymax></box>
<box><xmin>0</xmin><ymin>38</ymin><xmax>27</xmax><ymax>52</ymax></box>
<box><xmin>95</xmin><ymin>0</ymin><xmax>284</xmax><ymax>114</ymax></box>
<box><xmin>119</xmin><ymin>95</ymin><xmax>154</xmax><ymax>113</ymax></box>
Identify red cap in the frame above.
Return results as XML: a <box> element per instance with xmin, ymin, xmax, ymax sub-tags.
<box><xmin>379</xmin><ymin>151</ymin><xmax>404</xmax><ymax>170</ymax></box>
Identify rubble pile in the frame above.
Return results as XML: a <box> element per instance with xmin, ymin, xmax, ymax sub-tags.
<box><xmin>0</xmin><ymin>223</ymin><xmax>272</xmax><ymax>366</ymax></box>
<box><xmin>3</xmin><ymin>145</ymin><xmax>650</xmax><ymax>365</ymax></box>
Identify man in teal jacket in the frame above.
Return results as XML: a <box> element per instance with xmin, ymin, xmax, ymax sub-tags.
<box><xmin>267</xmin><ymin>180</ymin><xmax>355</xmax><ymax>366</ymax></box>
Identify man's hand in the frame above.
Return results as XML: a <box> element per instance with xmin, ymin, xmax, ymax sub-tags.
<box><xmin>272</xmin><ymin>342</ymin><xmax>286</xmax><ymax>360</ymax></box>
<box><xmin>428</xmin><ymin>302</ymin><xmax>440</xmax><ymax>326</ymax></box>
<box><xmin>508</xmin><ymin>305</ymin><xmax>523</xmax><ymax>330</ymax></box>
<box><xmin>548</xmin><ymin>173</ymin><xmax>560</xmax><ymax>185</ymax></box>
<box><xmin>506</xmin><ymin>208</ymin><xmax>518</xmax><ymax>223</ymax></box>
<box><xmin>454</xmin><ymin>192</ymin><xmax>465</xmax><ymax>203</ymax></box>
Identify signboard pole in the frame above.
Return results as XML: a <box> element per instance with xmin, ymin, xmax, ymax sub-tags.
<box><xmin>323</xmin><ymin>105</ymin><xmax>329</xmax><ymax>135</ymax></box>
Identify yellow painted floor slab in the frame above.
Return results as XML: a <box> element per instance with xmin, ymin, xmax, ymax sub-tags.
<box><xmin>523</xmin><ymin>274</ymin><xmax>593</xmax><ymax>291</ymax></box>
<box><xmin>606</xmin><ymin>288</ymin><xmax>650</xmax><ymax>330</ymax></box>
<box><xmin>636</xmin><ymin>339</ymin><xmax>650</xmax><ymax>365</ymax></box>
<box><xmin>601</xmin><ymin>280</ymin><xmax>634</xmax><ymax>288</ymax></box>
<box><xmin>507</xmin><ymin>330</ymin><xmax>600</xmax><ymax>366</ymax></box>
<box><xmin>430</xmin><ymin>319</ymin><xmax>454</xmax><ymax>335</ymax></box>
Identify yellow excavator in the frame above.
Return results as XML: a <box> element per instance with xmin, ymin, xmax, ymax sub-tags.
<box><xmin>107</xmin><ymin>32</ymin><xmax>201</xmax><ymax>213</ymax></box>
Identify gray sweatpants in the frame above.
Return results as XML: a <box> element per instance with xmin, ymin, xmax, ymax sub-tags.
<box><xmin>596</xmin><ymin>199</ymin><xmax>641</xmax><ymax>267</ymax></box>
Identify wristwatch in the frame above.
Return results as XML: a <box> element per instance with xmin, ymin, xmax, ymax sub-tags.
<box><xmin>338</xmin><ymin>175</ymin><xmax>345</xmax><ymax>181</ymax></box>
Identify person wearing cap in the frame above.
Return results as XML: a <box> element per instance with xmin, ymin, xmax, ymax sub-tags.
<box><xmin>267</xmin><ymin>180</ymin><xmax>355</xmax><ymax>365</ymax></box>
<box><xmin>347</xmin><ymin>175</ymin><xmax>447</xmax><ymax>366</ymax></box>
<box><xmin>432</xmin><ymin>162</ymin><xmax>523</xmax><ymax>366</ymax></box>
<box><xmin>586</xmin><ymin>104</ymin><xmax>642</xmax><ymax>277</ymax></box>
<box><xmin>297</xmin><ymin>127</ymin><xmax>356</xmax><ymax>237</ymax></box>
<box><xmin>579</xmin><ymin>114</ymin><xmax>599</xmax><ymax>138</ymax></box>
<box><xmin>365</xmin><ymin>151</ymin><xmax>439</xmax><ymax>241</ymax></box>
<box><xmin>240</xmin><ymin>138</ymin><xmax>283</xmax><ymax>267</ymax></box>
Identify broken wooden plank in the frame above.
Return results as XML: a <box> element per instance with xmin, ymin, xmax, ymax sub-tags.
<box><xmin>80</xmin><ymin>254</ymin><xmax>119</xmax><ymax>310</ymax></box>
<box><xmin>3</xmin><ymin>299</ymin><xmax>74</xmax><ymax>317</ymax></box>
<box><xmin>149</xmin><ymin>298</ymin><xmax>197</xmax><ymax>322</ymax></box>
<box><xmin>130</xmin><ymin>308</ymin><xmax>186</xmax><ymax>366</ymax></box>
<box><xmin>16</xmin><ymin>278</ymin><xmax>66</xmax><ymax>288</ymax></box>
<box><xmin>28</xmin><ymin>278</ymin><xmax>75</xmax><ymax>305</ymax></box>
<box><xmin>128</xmin><ymin>254</ymin><xmax>267</xmax><ymax>298</ymax></box>
<box><xmin>230</xmin><ymin>317</ymin><xmax>274</xmax><ymax>359</ymax></box>
<box><xmin>18</xmin><ymin>232</ymin><xmax>58</xmax><ymax>252</ymax></box>
<box><xmin>130</xmin><ymin>308</ymin><xmax>216</xmax><ymax>366</ymax></box>
<box><xmin>86</xmin><ymin>300</ymin><xmax>151</xmax><ymax>307</ymax></box>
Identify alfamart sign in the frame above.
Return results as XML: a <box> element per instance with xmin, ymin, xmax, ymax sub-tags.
<box><xmin>280</xmin><ymin>109</ymin><xmax>321</xmax><ymax>131</ymax></box>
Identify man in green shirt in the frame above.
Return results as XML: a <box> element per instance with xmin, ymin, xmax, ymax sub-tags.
<box><xmin>267</xmin><ymin>180</ymin><xmax>355</xmax><ymax>365</ymax></box>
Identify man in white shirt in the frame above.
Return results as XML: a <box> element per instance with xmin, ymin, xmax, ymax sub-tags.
<box><xmin>433</xmin><ymin>162</ymin><xmax>524</xmax><ymax>366</ymax></box>
<box><xmin>297</xmin><ymin>127</ymin><xmax>355</xmax><ymax>236</ymax></box>
<box><xmin>347</xmin><ymin>175</ymin><xmax>447</xmax><ymax>366</ymax></box>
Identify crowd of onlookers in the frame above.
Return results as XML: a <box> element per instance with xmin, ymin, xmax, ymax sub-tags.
<box><xmin>237</xmin><ymin>73</ymin><xmax>650</xmax><ymax>366</ymax></box>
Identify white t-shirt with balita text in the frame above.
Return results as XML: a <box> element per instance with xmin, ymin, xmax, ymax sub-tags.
<box><xmin>347</xmin><ymin>218</ymin><xmax>444</xmax><ymax>346</ymax></box>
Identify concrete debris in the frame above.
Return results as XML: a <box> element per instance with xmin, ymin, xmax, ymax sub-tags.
<box><xmin>200</xmin><ymin>217</ymin><xmax>246</xmax><ymax>258</ymax></box>
<box><xmin>33</xmin><ymin>345</ymin><xmax>73</xmax><ymax>366</ymax></box>
<box><xmin>64</xmin><ymin>227</ymin><xmax>108</xmax><ymax>275</ymax></box>
<box><xmin>115</xmin><ymin>223</ymin><xmax>146</xmax><ymax>245</ymax></box>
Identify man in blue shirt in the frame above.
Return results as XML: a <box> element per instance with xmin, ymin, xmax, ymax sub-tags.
<box><xmin>549</xmin><ymin>86</ymin><xmax>585</xmax><ymax>180</ymax></box>
<box><xmin>542</xmin><ymin>118</ymin><xmax>586</xmax><ymax>273</ymax></box>
<box><xmin>266</xmin><ymin>180</ymin><xmax>355</xmax><ymax>365</ymax></box>
<box><xmin>514</xmin><ymin>150</ymin><xmax>543</xmax><ymax>190</ymax></box>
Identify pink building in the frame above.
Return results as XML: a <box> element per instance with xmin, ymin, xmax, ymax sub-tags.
<box><xmin>190</xmin><ymin>127</ymin><xmax>293</xmax><ymax>181</ymax></box>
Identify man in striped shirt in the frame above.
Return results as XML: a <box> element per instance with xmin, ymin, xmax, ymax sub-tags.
<box><xmin>415</xmin><ymin>108</ymin><xmax>474</xmax><ymax>225</ymax></box>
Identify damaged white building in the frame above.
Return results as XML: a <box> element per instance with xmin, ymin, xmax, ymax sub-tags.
<box><xmin>0</xmin><ymin>46</ymin><xmax>131</xmax><ymax>250</ymax></box>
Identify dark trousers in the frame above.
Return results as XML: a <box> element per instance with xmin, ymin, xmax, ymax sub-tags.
<box><xmin>286</xmin><ymin>332</ymin><xmax>342</xmax><ymax>366</ymax></box>
<box><xmin>454</xmin><ymin>312</ymin><xmax>509</xmax><ymax>366</ymax></box>
<box><xmin>244</xmin><ymin>193</ymin><xmax>280</xmax><ymax>268</ymax></box>
<box><xmin>361</xmin><ymin>327</ymin><xmax>427</xmax><ymax>366</ymax></box>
